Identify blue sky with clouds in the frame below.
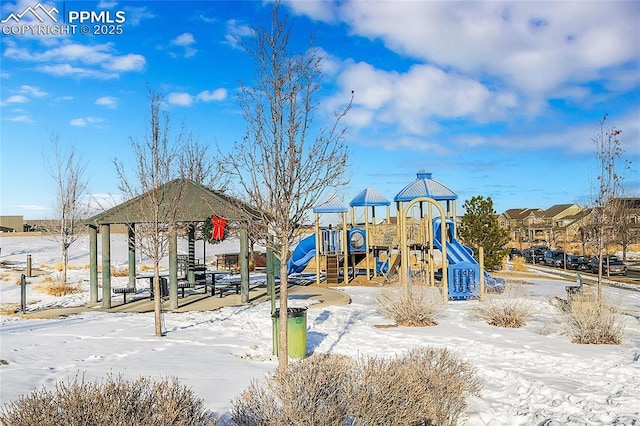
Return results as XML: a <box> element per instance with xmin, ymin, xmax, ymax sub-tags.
<box><xmin>1</xmin><ymin>0</ymin><xmax>639</xmax><ymax>220</ymax></box>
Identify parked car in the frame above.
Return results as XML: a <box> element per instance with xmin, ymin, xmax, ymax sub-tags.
<box><xmin>544</xmin><ymin>249</ymin><xmax>565</xmax><ymax>267</ymax></box>
<box><xmin>508</xmin><ymin>248</ymin><xmax>522</xmax><ymax>259</ymax></box>
<box><xmin>524</xmin><ymin>246</ymin><xmax>549</xmax><ymax>264</ymax></box>
<box><xmin>565</xmin><ymin>254</ymin><xmax>590</xmax><ymax>271</ymax></box>
<box><xmin>589</xmin><ymin>256</ymin><xmax>627</xmax><ymax>276</ymax></box>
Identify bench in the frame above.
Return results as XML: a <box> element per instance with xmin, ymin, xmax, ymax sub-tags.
<box><xmin>215</xmin><ymin>282</ymin><xmax>241</xmax><ymax>298</ymax></box>
<box><xmin>565</xmin><ymin>273</ymin><xmax>583</xmax><ymax>297</ymax></box>
<box><xmin>113</xmin><ymin>287</ymin><xmax>136</xmax><ymax>304</ymax></box>
<box><xmin>176</xmin><ymin>281</ymin><xmax>196</xmax><ymax>298</ymax></box>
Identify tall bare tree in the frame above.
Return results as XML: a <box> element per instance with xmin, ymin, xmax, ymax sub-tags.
<box><xmin>47</xmin><ymin>134</ymin><xmax>89</xmax><ymax>286</ymax></box>
<box><xmin>591</xmin><ymin>114</ymin><xmax>626</xmax><ymax>299</ymax></box>
<box><xmin>225</xmin><ymin>2</ymin><xmax>351</xmax><ymax>370</ymax></box>
<box><xmin>114</xmin><ymin>89</ymin><xmax>187</xmax><ymax>337</ymax></box>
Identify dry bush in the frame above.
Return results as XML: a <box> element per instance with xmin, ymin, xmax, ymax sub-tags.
<box><xmin>351</xmin><ymin>347</ymin><xmax>482</xmax><ymax>426</ymax></box>
<box><xmin>0</xmin><ymin>375</ymin><xmax>214</xmax><ymax>426</ymax></box>
<box><xmin>230</xmin><ymin>354</ymin><xmax>355</xmax><ymax>426</ymax></box>
<box><xmin>0</xmin><ymin>303</ymin><xmax>20</xmax><ymax>315</ymax></box>
<box><xmin>375</xmin><ymin>283</ymin><xmax>443</xmax><ymax>326</ymax></box>
<box><xmin>34</xmin><ymin>275</ymin><xmax>83</xmax><ymax>297</ymax></box>
<box><xmin>111</xmin><ymin>266</ymin><xmax>130</xmax><ymax>277</ymax></box>
<box><xmin>511</xmin><ymin>257</ymin><xmax>528</xmax><ymax>272</ymax></box>
<box><xmin>230</xmin><ymin>349</ymin><xmax>481</xmax><ymax>426</ymax></box>
<box><xmin>560</xmin><ymin>290</ymin><xmax>625</xmax><ymax>344</ymax></box>
<box><xmin>474</xmin><ymin>285</ymin><xmax>534</xmax><ymax>328</ymax></box>
<box><xmin>139</xmin><ymin>263</ymin><xmax>154</xmax><ymax>272</ymax></box>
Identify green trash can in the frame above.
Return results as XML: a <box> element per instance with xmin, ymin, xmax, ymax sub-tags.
<box><xmin>272</xmin><ymin>307</ymin><xmax>307</xmax><ymax>359</ymax></box>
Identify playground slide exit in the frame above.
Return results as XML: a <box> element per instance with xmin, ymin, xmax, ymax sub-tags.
<box><xmin>432</xmin><ymin>218</ymin><xmax>505</xmax><ymax>289</ymax></box>
<box><xmin>287</xmin><ymin>234</ymin><xmax>316</xmax><ymax>275</ymax></box>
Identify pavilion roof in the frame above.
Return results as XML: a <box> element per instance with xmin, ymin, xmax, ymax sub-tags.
<box><xmin>85</xmin><ymin>179</ymin><xmax>260</xmax><ymax>226</ymax></box>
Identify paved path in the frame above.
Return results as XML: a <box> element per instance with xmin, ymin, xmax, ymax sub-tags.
<box><xmin>20</xmin><ymin>284</ymin><xmax>351</xmax><ymax>319</ymax></box>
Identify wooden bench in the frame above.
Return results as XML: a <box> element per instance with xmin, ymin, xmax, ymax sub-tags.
<box><xmin>113</xmin><ymin>287</ymin><xmax>136</xmax><ymax>304</ymax></box>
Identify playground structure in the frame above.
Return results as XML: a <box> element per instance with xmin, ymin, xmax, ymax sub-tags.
<box><xmin>287</xmin><ymin>169</ymin><xmax>506</xmax><ymax>300</ymax></box>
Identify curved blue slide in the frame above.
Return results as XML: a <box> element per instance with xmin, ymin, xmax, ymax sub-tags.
<box><xmin>432</xmin><ymin>218</ymin><xmax>505</xmax><ymax>290</ymax></box>
<box><xmin>287</xmin><ymin>234</ymin><xmax>316</xmax><ymax>275</ymax></box>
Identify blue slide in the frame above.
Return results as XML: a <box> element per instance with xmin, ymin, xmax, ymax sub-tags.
<box><xmin>432</xmin><ymin>218</ymin><xmax>505</xmax><ymax>291</ymax></box>
<box><xmin>287</xmin><ymin>234</ymin><xmax>316</xmax><ymax>275</ymax></box>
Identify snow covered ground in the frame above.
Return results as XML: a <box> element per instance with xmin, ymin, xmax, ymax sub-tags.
<box><xmin>1</xmin><ymin>235</ymin><xmax>639</xmax><ymax>424</ymax></box>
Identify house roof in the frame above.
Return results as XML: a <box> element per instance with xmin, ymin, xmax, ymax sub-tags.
<box><xmin>542</xmin><ymin>204</ymin><xmax>577</xmax><ymax>218</ymax></box>
<box><xmin>85</xmin><ymin>179</ymin><xmax>260</xmax><ymax>226</ymax></box>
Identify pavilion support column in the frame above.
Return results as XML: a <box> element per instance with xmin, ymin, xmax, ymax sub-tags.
<box><xmin>128</xmin><ymin>224</ymin><xmax>136</xmax><ymax>289</ymax></box>
<box><xmin>240</xmin><ymin>224</ymin><xmax>249</xmax><ymax>303</ymax></box>
<box><xmin>101</xmin><ymin>224</ymin><xmax>112</xmax><ymax>309</ymax></box>
<box><xmin>169</xmin><ymin>228</ymin><xmax>178</xmax><ymax>310</ymax></box>
<box><xmin>188</xmin><ymin>224</ymin><xmax>196</xmax><ymax>283</ymax></box>
<box><xmin>89</xmin><ymin>225</ymin><xmax>98</xmax><ymax>303</ymax></box>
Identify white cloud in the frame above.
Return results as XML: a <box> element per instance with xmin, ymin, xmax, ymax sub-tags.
<box><xmin>167</xmin><ymin>92</ymin><xmax>193</xmax><ymax>107</ymax></box>
<box><xmin>330</xmin><ymin>61</ymin><xmax>517</xmax><ymax>135</ymax></box>
<box><xmin>336</xmin><ymin>1</ymin><xmax>639</xmax><ymax>97</ymax></box>
<box><xmin>4</xmin><ymin>41</ymin><xmax>146</xmax><ymax>78</ymax></box>
<box><xmin>105</xmin><ymin>54</ymin><xmax>145</xmax><ymax>72</ymax></box>
<box><xmin>5</xmin><ymin>95</ymin><xmax>29</xmax><ymax>103</ymax></box>
<box><xmin>70</xmin><ymin>117</ymin><xmax>104</xmax><ymax>127</ymax></box>
<box><xmin>97</xmin><ymin>0</ymin><xmax>118</xmax><ymax>8</ymax></box>
<box><xmin>171</xmin><ymin>32</ymin><xmax>195</xmax><ymax>46</ymax></box>
<box><xmin>95</xmin><ymin>96</ymin><xmax>118</xmax><ymax>108</ymax></box>
<box><xmin>18</xmin><ymin>85</ymin><xmax>47</xmax><ymax>97</ymax></box>
<box><xmin>225</xmin><ymin>19</ymin><xmax>253</xmax><ymax>49</ymax></box>
<box><xmin>283</xmin><ymin>0</ymin><xmax>337</xmax><ymax>23</ymax></box>
<box><xmin>7</xmin><ymin>114</ymin><xmax>34</xmax><ymax>123</ymax></box>
<box><xmin>197</xmin><ymin>89</ymin><xmax>227</xmax><ymax>102</ymax></box>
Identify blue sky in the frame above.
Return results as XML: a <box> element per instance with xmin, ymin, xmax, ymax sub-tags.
<box><xmin>1</xmin><ymin>0</ymin><xmax>639</xmax><ymax>220</ymax></box>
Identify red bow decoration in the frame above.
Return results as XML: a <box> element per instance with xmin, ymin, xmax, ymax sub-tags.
<box><xmin>211</xmin><ymin>215</ymin><xmax>227</xmax><ymax>241</ymax></box>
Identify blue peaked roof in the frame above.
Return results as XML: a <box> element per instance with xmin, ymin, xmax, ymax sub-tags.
<box><xmin>349</xmin><ymin>187</ymin><xmax>391</xmax><ymax>207</ymax></box>
<box><xmin>393</xmin><ymin>169</ymin><xmax>458</xmax><ymax>202</ymax></box>
<box><xmin>313</xmin><ymin>194</ymin><xmax>348</xmax><ymax>213</ymax></box>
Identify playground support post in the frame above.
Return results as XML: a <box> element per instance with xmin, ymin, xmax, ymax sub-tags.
<box><xmin>20</xmin><ymin>274</ymin><xmax>26</xmax><ymax>313</ymax></box>
<box><xmin>398</xmin><ymin>197</ymin><xmax>448</xmax><ymax>304</ymax></box>
<box><xmin>479</xmin><ymin>246</ymin><xmax>485</xmax><ymax>302</ymax></box>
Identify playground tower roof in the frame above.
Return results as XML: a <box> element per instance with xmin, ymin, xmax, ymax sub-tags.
<box><xmin>349</xmin><ymin>187</ymin><xmax>391</xmax><ymax>207</ymax></box>
<box><xmin>393</xmin><ymin>169</ymin><xmax>458</xmax><ymax>202</ymax></box>
<box><xmin>313</xmin><ymin>194</ymin><xmax>348</xmax><ymax>213</ymax></box>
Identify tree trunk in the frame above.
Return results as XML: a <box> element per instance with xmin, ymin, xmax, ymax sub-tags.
<box><xmin>278</xmin><ymin>244</ymin><xmax>289</xmax><ymax>371</ymax></box>
<box><xmin>154</xmin><ymin>265</ymin><xmax>163</xmax><ymax>337</ymax></box>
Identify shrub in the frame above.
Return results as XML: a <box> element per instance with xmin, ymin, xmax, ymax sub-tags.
<box><xmin>34</xmin><ymin>275</ymin><xmax>83</xmax><ymax>296</ymax></box>
<box><xmin>375</xmin><ymin>283</ymin><xmax>443</xmax><ymax>326</ymax></box>
<box><xmin>560</xmin><ymin>290</ymin><xmax>625</xmax><ymax>344</ymax></box>
<box><xmin>351</xmin><ymin>348</ymin><xmax>482</xmax><ymax>426</ymax></box>
<box><xmin>231</xmin><ymin>354</ymin><xmax>355</xmax><ymax>426</ymax></box>
<box><xmin>474</xmin><ymin>285</ymin><xmax>534</xmax><ymax>328</ymax></box>
<box><xmin>230</xmin><ymin>348</ymin><xmax>481</xmax><ymax>426</ymax></box>
<box><xmin>0</xmin><ymin>375</ymin><xmax>214</xmax><ymax>426</ymax></box>
<box><xmin>111</xmin><ymin>266</ymin><xmax>130</xmax><ymax>277</ymax></box>
<box><xmin>511</xmin><ymin>257</ymin><xmax>528</xmax><ymax>272</ymax></box>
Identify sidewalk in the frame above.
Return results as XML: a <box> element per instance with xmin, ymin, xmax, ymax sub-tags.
<box><xmin>20</xmin><ymin>284</ymin><xmax>352</xmax><ymax>319</ymax></box>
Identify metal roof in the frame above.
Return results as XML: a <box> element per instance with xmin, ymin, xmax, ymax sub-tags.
<box><xmin>313</xmin><ymin>194</ymin><xmax>348</xmax><ymax>213</ymax></box>
<box><xmin>349</xmin><ymin>187</ymin><xmax>391</xmax><ymax>207</ymax></box>
<box><xmin>393</xmin><ymin>169</ymin><xmax>458</xmax><ymax>202</ymax></box>
<box><xmin>85</xmin><ymin>179</ymin><xmax>260</xmax><ymax>225</ymax></box>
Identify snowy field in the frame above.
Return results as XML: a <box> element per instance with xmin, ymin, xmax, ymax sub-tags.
<box><xmin>1</xmin><ymin>234</ymin><xmax>639</xmax><ymax>424</ymax></box>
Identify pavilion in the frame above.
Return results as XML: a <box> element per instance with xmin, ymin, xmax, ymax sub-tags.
<box><xmin>84</xmin><ymin>179</ymin><xmax>260</xmax><ymax>310</ymax></box>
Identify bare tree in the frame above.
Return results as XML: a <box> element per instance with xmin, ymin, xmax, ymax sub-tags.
<box><xmin>114</xmin><ymin>89</ymin><xmax>187</xmax><ymax>337</ymax></box>
<box><xmin>591</xmin><ymin>114</ymin><xmax>626</xmax><ymax>299</ymax></box>
<box><xmin>47</xmin><ymin>134</ymin><xmax>89</xmax><ymax>286</ymax></box>
<box><xmin>225</xmin><ymin>2</ymin><xmax>351</xmax><ymax>370</ymax></box>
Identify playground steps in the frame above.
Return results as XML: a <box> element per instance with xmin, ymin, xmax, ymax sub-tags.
<box><xmin>326</xmin><ymin>254</ymin><xmax>340</xmax><ymax>284</ymax></box>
